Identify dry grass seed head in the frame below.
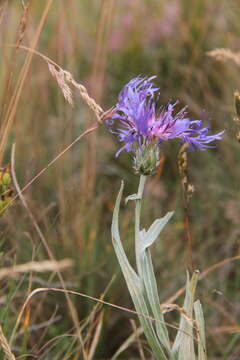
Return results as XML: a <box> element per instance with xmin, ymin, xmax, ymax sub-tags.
<box><xmin>177</xmin><ymin>143</ymin><xmax>195</xmax><ymax>200</ymax></box>
<box><xmin>47</xmin><ymin>62</ymin><xmax>104</xmax><ymax>122</ymax></box>
<box><xmin>207</xmin><ymin>48</ymin><xmax>240</xmax><ymax>67</ymax></box>
<box><xmin>0</xmin><ymin>325</ymin><xmax>15</xmax><ymax>360</ymax></box>
<box><xmin>48</xmin><ymin>63</ymin><xmax>73</xmax><ymax>106</ymax></box>
<box><xmin>16</xmin><ymin>0</ymin><xmax>31</xmax><ymax>48</ymax></box>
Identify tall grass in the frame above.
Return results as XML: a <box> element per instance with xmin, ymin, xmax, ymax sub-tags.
<box><xmin>0</xmin><ymin>0</ymin><xmax>240</xmax><ymax>358</ymax></box>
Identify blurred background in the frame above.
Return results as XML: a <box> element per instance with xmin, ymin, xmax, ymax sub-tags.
<box><xmin>0</xmin><ymin>0</ymin><xmax>240</xmax><ymax>358</ymax></box>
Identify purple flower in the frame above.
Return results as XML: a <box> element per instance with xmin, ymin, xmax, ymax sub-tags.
<box><xmin>108</xmin><ymin>76</ymin><xmax>224</xmax><ymax>157</ymax></box>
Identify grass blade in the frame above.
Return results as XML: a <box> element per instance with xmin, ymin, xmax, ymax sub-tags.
<box><xmin>172</xmin><ymin>272</ymin><xmax>199</xmax><ymax>360</ymax></box>
<box><xmin>194</xmin><ymin>300</ymin><xmax>207</xmax><ymax>360</ymax></box>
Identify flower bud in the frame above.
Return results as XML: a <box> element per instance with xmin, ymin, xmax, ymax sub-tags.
<box><xmin>2</xmin><ymin>171</ymin><xmax>11</xmax><ymax>186</ymax></box>
<box><xmin>0</xmin><ymin>166</ymin><xmax>13</xmax><ymax>216</ymax></box>
<box><xmin>133</xmin><ymin>144</ymin><xmax>160</xmax><ymax>176</ymax></box>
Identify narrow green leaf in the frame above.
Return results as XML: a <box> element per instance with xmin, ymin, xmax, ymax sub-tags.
<box><xmin>172</xmin><ymin>272</ymin><xmax>199</xmax><ymax>360</ymax></box>
<box><xmin>194</xmin><ymin>300</ymin><xmax>207</xmax><ymax>360</ymax></box>
<box><xmin>136</xmin><ymin>211</ymin><xmax>174</xmax><ymax>355</ymax></box>
<box><xmin>138</xmin><ymin>226</ymin><xmax>174</xmax><ymax>357</ymax></box>
<box><xmin>140</xmin><ymin>246</ymin><xmax>173</xmax><ymax>357</ymax></box>
<box><xmin>130</xmin><ymin>187</ymin><xmax>174</xmax><ymax>357</ymax></box>
<box><xmin>139</xmin><ymin>212</ymin><xmax>174</xmax><ymax>254</ymax></box>
<box><xmin>111</xmin><ymin>181</ymin><xmax>140</xmax><ymax>287</ymax></box>
<box><xmin>111</xmin><ymin>182</ymin><xmax>168</xmax><ymax>360</ymax></box>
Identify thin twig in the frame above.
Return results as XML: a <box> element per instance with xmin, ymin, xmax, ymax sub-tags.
<box><xmin>17</xmin><ymin>287</ymin><xmax>198</xmax><ymax>341</ymax></box>
<box><xmin>1</xmin><ymin>123</ymin><xmax>98</xmax><ymax>215</ymax></box>
<box><xmin>1</xmin><ymin>44</ymin><xmax>104</xmax><ymax>122</ymax></box>
<box><xmin>87</xmin><ymin>312</ymin><xmax>104</xmax><ymax>360</ymax></box>
<box><xmin>130</xmin><ymin>320</ymin><xmax>145</xmax><ymax>360</ymax></box>
<box><xmin>0</xmin><ymin>259</ymin><xmax>73</xmax><ymax>281</ymax></box>
<box><xmin>36</xmin><ymin>276</ymin><xmax>115</xmax><ymax>357</ymax></box>
<box><xmin>165</xmin><ymin>254</ymin><xmax>240</xmax><ymax>304</ymax></box>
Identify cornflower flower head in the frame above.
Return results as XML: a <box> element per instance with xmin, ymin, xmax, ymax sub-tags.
<box><xmin>107</xmin><ymin>76</ymin><xmax>224</xmax><ymax>175</ymax></box>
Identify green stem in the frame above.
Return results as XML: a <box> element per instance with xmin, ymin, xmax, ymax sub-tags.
<box><xmin>135</xmin><ymin>175</ymin><xmax>147</xmax><ymax>275</ymax></box>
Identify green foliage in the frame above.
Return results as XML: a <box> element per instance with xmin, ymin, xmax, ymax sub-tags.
<box><xmin>0</xmin><ymin>0</ymin><xmax>239</xmax><ymax>357</ymax></box>
<box><xmin>112</xmin><ymin>177</ymin><xmax>208</xmax><ymax>359</ymax></box>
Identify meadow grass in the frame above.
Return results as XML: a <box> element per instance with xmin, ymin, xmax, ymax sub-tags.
<box><xmin>0</xmin><ymin>0</ymin><xmax>240</xmax><ymax>358</ymax></box>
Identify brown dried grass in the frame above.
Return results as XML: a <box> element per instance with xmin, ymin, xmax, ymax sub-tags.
<box><xmin>0</xmin><ymin>0</ymin><xmax>54</xmax><ymax>163</ymax></box>
<box><xmin>207</xmin><ymin>48</ymin><xmax>240</xmax><ymax>67</ymax></box>
<box><xmin>0</xmin><ymin>325</ymin><xmax>15</xmax><ymax>360</ymax></box>
<box><xmin>0</xmin><ymin>259</ymin><xmax>73</xmax><ymax>281</ymax></box>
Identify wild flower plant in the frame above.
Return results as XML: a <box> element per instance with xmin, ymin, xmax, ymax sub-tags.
<box><xmin>0</xmin><ymin>166</ymin><xmax>13</xmax><ymax>216</ymax></box>
<box><xmin>107</xmin><ymin>76</ymin><xmax>224</xmax><ymax>359</ymax></box>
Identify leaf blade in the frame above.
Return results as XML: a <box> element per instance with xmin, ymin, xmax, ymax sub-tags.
<box><xmin>139</xmin><ymin>212</ymin><xmax>174</xmax><ymax>254</ymax></box>
<box><xmin>111</xmin><ymin>182</ymin><xmax>168</xmax><ymax>360</ymax></box>
<box><xmin>194</xmin><ymin>300</ymin><xmax>207</xmax><ymax>360</ymax></box>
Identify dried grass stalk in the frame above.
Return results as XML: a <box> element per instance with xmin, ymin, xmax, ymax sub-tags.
<box><xmin>16</xmin><ymin>0</ymin><xmax>31</xmax><ymax>48</ymax></box>
<box><xmin>48</xmin><ymin>64</ymin><xmax>73</xmax><ymax>106</ymax></box>
<box><xmin>178</xmin><ymin>143</ymin><xmax>195</xmax><ymax>200</ymax></box>
<box><xmin>161</xmin><ymin>303</ymin><xmax>196</xmax><ymax>329</ymax></box>
<box><xmin>207</xmin><ymin>48</ymin><xmax>240</xmax><ymax>67</ymax></box>
<box><xmin>0</xmin><ymin>259</ymin><xmax>73</xmax><ymax>280</ymax></box>
<box><xmin>48</xmin><ymin>62</ymin><xmax>104</xmax><ymax>121</ymax></box>
<box><xmin>64</xmin><ymin>70</ymin><xmax>104</xmax><ymax>119</ymax></box>
<box><xmin>1</xmin><ymin>45</ymin><xmax>104</xmax><ymax>123</ymax></box>
<box><xmin>0</xmin><ymin>325</ymin><xmax>15</xmax><ymax>360</ymax></box>
<box><xmin>87</xmin><ymin>312</ymin><xmax>104</xmax><ymax>360</ymax></box>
